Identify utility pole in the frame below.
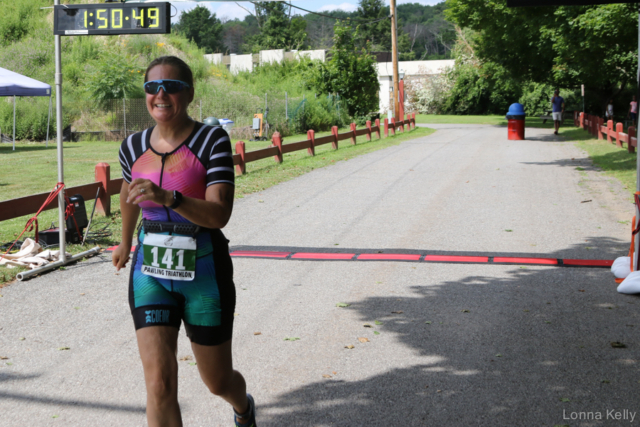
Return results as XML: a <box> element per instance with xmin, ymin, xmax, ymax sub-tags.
<box><xmin>390</xmin><ymin>0</ymin><xmax>399</xmax><ymax>120</ymax></box>
<box><xmin>54</xmin><ymin>0</ymin><xmax>66</xmax><ymax>262</ymax></box>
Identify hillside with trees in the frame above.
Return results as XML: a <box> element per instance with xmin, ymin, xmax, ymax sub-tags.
<box><xmin>175</xmin><ymin>1</ymin><xmax>454</xmax><ymax>60</ymax></box>
<box><xmin>0</xmin><ymin>0</ymin><xmax>380</xmax><ymax>141</ymax></box>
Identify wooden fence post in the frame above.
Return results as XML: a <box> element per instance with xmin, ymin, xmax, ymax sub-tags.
<box><xmin>272</xmin><ymin>132</ymin><xmax>283</xmax><ymax>163</ymax></box>
<box><xmin>616</xmin><ymin>122</ymin><xmax>623</xmax><ymax>148</ymax></box>
<box><xmin>390</xmin><ymin>118</ymin><xmax>396</xmax><ymax>136</ymax></box>
<box><xmin>383</xmin><ymin>118</ymin><xmax>389</xmax><ymax>138</ymax></box>
<box><xmin>597</xmin><ymin>117</ymin><xmax>603</xmax><ymax>140</ymax></box>
<box><xmin>235</xmin><ymin>141</ymin><xmax>246</xmax><ymax>175</ymax></box>
<box><xmin>94</xmin><ymin>163</ymin><xmax>110</xmax><ymax>216</ymax></box>
<box><xmin>365</xmin><ymin>120</ymin><xmax>372</xmax><ymax>141</ymax></box>
<box><xmin>350</xmin><ymin>123</ymin><xmax>357</xmax><ymax>144</ymax></box>
<box><xmin>307</xmin><ymin>129</ymin><xmax>315</xmax><ymax>156</ymax></box>
<box><xmin>629</xmin><ymin>126</ymin><xmax>636</xmax><ymax>154</ymax></box>
<box><xmin>607</xmin><ymin>120</ymin><xmax>613</xmax><ymax>143</ymax></box>
<box><xmin>580</xmin><ymin>112</ymin><xmax>584</xmax><ymax>129</ymax></box>
<box><xmin>375</xmin><ymin>119</ymin><xmax>381</xmax><ymax>139</ymax></box>
<box><xmin>331</xmin><ymin>126</ymin><xmax>339</xmax><ymax>150</ymax></box>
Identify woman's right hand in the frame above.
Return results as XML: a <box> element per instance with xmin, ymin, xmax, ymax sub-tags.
<box><xmin>112</xmin><ymin>242</ymin><xmax>132</xmax><ymax>271</ymax></box>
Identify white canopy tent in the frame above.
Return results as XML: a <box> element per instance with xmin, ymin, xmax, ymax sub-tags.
<box><xmin>0</xmin><ymin>67</ymin><xmax>52</xmax><ymax>151</ymax></box>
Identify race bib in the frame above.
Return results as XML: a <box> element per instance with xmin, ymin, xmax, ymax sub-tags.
<box><xmin>141</xmin><ymin>233</ymin><xmax>197</xmax><ymax>281</ymax></box>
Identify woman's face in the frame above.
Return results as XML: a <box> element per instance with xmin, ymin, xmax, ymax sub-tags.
<box><xmin>145</xmin><ymin>64</ymin><xmax>194</xmax><ymax>126</ymax></box>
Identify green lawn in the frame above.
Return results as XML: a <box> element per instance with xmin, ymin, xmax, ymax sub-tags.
<box><xmin>0</xmin><ymin>125</ymin><xmax>433</xmax><ymax>283</ymax></box>
<box><xmin>569</xmin><ymin>128</ymin><xmax>637</xmax><ymax>197</ymax></box>
<box><xmin>415</xmin><ymin>114</ymin><xmax>559</xmax><ymax>129</ymax></box>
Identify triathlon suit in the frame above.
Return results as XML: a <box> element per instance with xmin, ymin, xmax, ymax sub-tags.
<box><xmin>119</xmin><ymin>122</ymin><xmax>236</xmax><ymax>346</ymax></box>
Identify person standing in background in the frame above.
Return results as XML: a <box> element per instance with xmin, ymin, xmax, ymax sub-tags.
<box><xmin>551</xmin><ymin>90</ymin><xmax>564</xmax><ymax>136</ymax></box>
<box><xmin>628</xmin><ymin>95</ymin><xmax>637</xmax><ymax>127</ymax></box>
<box><xmin>606</xmin><ymin>99</ymin><xmax>614</xmax><ymax>123</ymax></box>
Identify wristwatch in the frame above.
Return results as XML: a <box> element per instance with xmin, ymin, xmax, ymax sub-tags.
<box><xmin>168</xmin><ymin>190</ymin><xmax>183</xmax><ymax>209</ymax></box>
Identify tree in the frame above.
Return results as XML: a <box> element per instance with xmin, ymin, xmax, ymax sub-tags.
<box><xmin>175</xmin><ymin>6</ymin><xmax>225</xmax><ymax>54</ymax></box>
<box><xmin>243</xmin><ymin>2</ymin><xmax>308</xmax><ymax>52</ymax></box>
<box><xmin>304</xmin><ymin>10</ymin><xmax>355</xmax><ymax>49</ymax></box>
<box><xmin>357</xmin><ymin>0</ymin><xmax>391</xmax><ymax>51</ymax></box>
<box><xmin>306</xmin><ymin>23</ymin><xmax>379</xmax><ymax>119</ymax></box>
<box><xmin>446</xmin><ymin>0</ymin><xmax>637</xmax><ymax>109</ymax></box>
<box><xmin>222</xmin><ymin>17</ymin><xmax>260</xmax><ymax>53</ymax></box>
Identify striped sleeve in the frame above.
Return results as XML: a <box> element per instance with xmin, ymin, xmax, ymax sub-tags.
<box><xmin>118</xmin><ymin>130</ymin><xmax>147</xmax><ymax>183</ymax></box>
<box><xmin>119</xmin><ymin>136</ymin><xmax>133</xmax><ymax>183</ymax></box>
<box><xmin>206</xmin><ymin>128</ymin><xmax>235</xmax><ymax>187</ymax></box>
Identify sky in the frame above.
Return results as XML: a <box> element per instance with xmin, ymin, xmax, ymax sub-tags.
<box><xmin>168</xmin><ymin>0</ymin><xmax>444</xmax><ymax>23</ymax></box>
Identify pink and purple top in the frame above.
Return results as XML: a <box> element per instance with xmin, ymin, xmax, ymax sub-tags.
<box><xmin>119</xmin><ymin>122</ymin><xmax>234</xmax><ymax>223</ymax></box>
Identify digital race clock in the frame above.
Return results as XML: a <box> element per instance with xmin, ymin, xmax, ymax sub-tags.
<box><xmin>54</xmin><ymin>3</ymin><xmax>170</xmax><ymax>36</ymax></box>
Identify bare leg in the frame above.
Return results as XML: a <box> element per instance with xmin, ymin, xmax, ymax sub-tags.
<box><xmin>191</xmin><ymin>339</ymin><xmax>251</xmax><ymax>422</ymax></box>
<box><xmin>554</xmin><ymin>120</ymin><xmax>560</xmax><ymax>134</ymax></box>
<box><xmin>136</xmin><ymin>326</ymin><xmax>182</xmax><ymax>427</ymax></box>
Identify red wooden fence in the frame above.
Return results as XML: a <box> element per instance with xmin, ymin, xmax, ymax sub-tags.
<box><xmin>0</xmin><ymin>114</ymin><xmax>417</xmax><ymax>221</ymax></box>
<box><xmin>574</xmin><ymin>111</ymin><xmax>636</xmax><ymax>154</ymax></box>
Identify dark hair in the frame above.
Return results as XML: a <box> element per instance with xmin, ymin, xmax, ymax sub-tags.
<box><xmin>144</xmin><ymin>56</ymin><xmax>194</xmax><ymax>87</ymax></box>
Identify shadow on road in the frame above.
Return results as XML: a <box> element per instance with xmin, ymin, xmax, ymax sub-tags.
<box><xmin>0</xmin><ymin>390</ymin><xmax>146</xmax><ymax>413</ymax></box>
<box><xmin>0</xmin><ymin>371</ymin><xmax>145</xmax><ymax>413</ymax></box>
<box><xmin>258</xmin><ymin>237</ymin><xmax>640</xmax><ymax>426</ymax></box>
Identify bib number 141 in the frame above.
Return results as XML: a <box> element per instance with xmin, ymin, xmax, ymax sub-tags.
<box><xmin>149</xmin><ymin>247</ymin><xmax>189</xmax><ymax>270</ymax></box>
<box><xmin>141</xmin><ymin>233</ymin><xmax>197</xmax><ymax>281</ymax></box>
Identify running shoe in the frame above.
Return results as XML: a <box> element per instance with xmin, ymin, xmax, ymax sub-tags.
<box><xmin>234</xmin><ymin>393</ymin><xmax>256</xmax><ymax>427</ymax></box>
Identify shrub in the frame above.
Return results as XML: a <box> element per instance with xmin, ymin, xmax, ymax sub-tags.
<box><xmin>289</xmin><ymin>95</ymin><xmax>347</xmax><ymax>133</ymax></box>
<box><xmin>84</xmin><ymin>51</ymin><xmax>145</xmax><ymax>103</ymax></box>
<box><xmin>407</xmin><ymin>70</ymin><xmax>454</xmax><ymax>115</ymax></box>
<box><xmin>0</xmin><ymin>0</ymin><xmax>50</xmax><ymax>47</ymax></box>
<box><xmin>0</xmin><ymin>97</ymin><xmax>69</xmax><ymax>141</ymax></box>
<box><xmin>305</xmin><ymin>23</ymin><xmax>379</xmax><ymax>119</ymax></box>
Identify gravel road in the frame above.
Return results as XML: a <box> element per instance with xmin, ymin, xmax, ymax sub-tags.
<box><xmin>1</xmin><ymin>124</ymin><xmax>638</xmax><ymax>427</ymax></box>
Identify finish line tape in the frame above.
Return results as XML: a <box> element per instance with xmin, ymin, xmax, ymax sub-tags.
<box><xmin>104</xmin><ymin>246</ymin><xmax>613</xmax><ymax>268</ymax></box>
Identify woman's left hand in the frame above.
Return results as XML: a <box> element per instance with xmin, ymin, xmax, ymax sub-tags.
<box><xmin>127</xmin><ymin>178</ymin><xmax>171</xmax><ymax>206</ymax></box>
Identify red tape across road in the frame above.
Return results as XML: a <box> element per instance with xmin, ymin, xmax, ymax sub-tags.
<box><xmin>104</xmin><ymin>246</ymin><xmax>613</xmax><ymax>268</ymax></box>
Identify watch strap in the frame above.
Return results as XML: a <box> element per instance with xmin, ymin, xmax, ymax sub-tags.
<box><xmin>169</xmin><ymin>190</ymin><xmax>183</xmax><ymax>209</ymax></box>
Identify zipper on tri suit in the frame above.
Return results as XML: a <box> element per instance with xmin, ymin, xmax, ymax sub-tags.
<box><xmin>158</xmin><ymin>152</ymin><xmax>174</xmax><ymax>290</ymax></box>
<box><xmin>159</xmin><ymin>153</ymin><xmax>171</xmax><ymax>222</ymax></box>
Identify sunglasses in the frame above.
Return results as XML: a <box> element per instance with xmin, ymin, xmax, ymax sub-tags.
<box><xmin>144</xmin><ymin>79</ymin><xmax>191</xmax><ymax>95</ymax></box>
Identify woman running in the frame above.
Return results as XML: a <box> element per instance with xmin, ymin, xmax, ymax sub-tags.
<box><xmin>112</xmin><ymin>56</ymin><xmax>256</xmax><ymax>427</ymax></box>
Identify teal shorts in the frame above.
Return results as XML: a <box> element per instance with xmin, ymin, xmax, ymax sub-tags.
<box><xmin>129</xmin><ymin>228</ymin><xmax>236</xmax><ymax>346</ymax></box>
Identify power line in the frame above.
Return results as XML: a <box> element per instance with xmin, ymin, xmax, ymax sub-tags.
<box><xmin>249</xmin><ymin>1</ymin><xmax>391</xmax><ymax>24</ymax></box>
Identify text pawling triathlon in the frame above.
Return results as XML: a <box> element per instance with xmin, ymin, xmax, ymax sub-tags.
<box><xmin>142</xmin><ymin>266</ymin><xmax>194</xmax><ymax>279</ymax></box>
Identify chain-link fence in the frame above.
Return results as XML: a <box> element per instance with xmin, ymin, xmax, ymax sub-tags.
<box><xmin>99</xmin><ymin>92</ymin><xmax>305</xmax><ymax>141</ymax></box>
<box><xmin>82</xmin><ymin>91</ymin><xmax>349</xmax><ymax>141</ymax></box>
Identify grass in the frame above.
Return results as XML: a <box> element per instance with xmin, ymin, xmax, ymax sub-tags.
<box><xmin>415</xmin><ymin>114</ymin><xmax>558</xmax><ymax>129</ymax></box>
<box><xmin>0</xmin><ymin>125</ymin><xmax>433</xmax><ymax>284</ymax></box>
<box><xmin>571</xmin><ymin>128</ymin><xmax>637</xmax><ymax>197</ymax></box>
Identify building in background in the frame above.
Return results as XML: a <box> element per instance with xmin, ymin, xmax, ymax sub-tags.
<box><xmin>204</xmin><ymin>51</ymin><xmax>453</xmax><ymax>115</ymax></box>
